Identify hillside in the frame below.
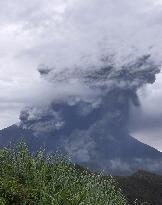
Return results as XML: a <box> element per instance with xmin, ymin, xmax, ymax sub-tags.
<box><xmin>115</xmin><ymin>170</ymin><xmax>162</xmax><ymax>205</ymax></box>
<box><xmin>1</xmin><ymin>121</ymin><xmax>162</xmax><ymax>176</ymax></box>
<box><xmin>1</xmin><ymin>141</ymin><xmax>162</xmax><ymax>205</ymax></box>
<box><xmin>0</xmin><ymin>142</ymin><xmax>127</xmax><ymax>205</ymax></box>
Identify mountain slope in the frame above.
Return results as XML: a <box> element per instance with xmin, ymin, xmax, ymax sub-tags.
<box><xmin>0</xmin><ymin>124</ymin><xmax>162</xmax><ymax>175</ymax></box>
<box><xmin>115</xmin><ymin>170</ymin><xmax>162</xmax><ymax>204</ymax></box>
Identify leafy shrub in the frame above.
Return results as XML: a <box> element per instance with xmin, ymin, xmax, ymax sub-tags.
<box><xmin>0</xmin><ymin>142</ymin><xmax>128</xmax><ymax>205</ymax></box>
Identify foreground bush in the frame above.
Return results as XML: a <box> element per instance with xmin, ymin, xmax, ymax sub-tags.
<box><xmin>0</xmin><ymin>142</ymin><xmax>128</xmax><ymax>205</ymax></box>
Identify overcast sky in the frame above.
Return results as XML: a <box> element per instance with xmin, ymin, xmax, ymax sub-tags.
<box><xmin>0</xmin><ymin>0</ymin><xmax>162</xmax><ymax>150</ymax></box>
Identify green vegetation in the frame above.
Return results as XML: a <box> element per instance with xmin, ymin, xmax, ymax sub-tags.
<box><xmin>0</xmin><ymin>142</ymin><xmax>128</xmax><ymax>205</ymax></box>
<box><xmin>115</xmin><ymin>170</ymin><xmax>162</xmax><ymax>205</ymax></box>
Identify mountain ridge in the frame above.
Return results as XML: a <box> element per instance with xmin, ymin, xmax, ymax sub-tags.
<box><xmin>115</xmin><ymin>170</ymin><xmax>162</xmax><ymax>204</ymax></box>
<box><xmin>0</xmin><ymin>124</ymin><xmax>162</xmax><ymax>176</ymax></box>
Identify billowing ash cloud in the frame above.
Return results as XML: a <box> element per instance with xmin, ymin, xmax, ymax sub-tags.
<box><xmin>3</xmin><ymin>0</ymin><xmax>162</xmax><ymax>174</ymax></box>
<box><xmin>19</xmin><ymin>54</ymin><xmax>161</xmax><ymax>174</ymax></box>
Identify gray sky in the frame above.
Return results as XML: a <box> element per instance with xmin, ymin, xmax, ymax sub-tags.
<box><xmin>0</xmin><ymin>0</ymin><xmax>162</xmax><ymax>150</ymax></box>
<box><xmin>130</xmin><ymin>71</ymin><xmax>162</xmax><ymax>151</ymax></box>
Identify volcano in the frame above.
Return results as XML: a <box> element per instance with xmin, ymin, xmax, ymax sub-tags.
<box><xmin>0</xmin><ymin>123</ymin><xmax>162</xmax><ymax>176</ymax></box>
<box><xmin>1</xmin><ymin>56</ymin><xmax>162</xmax><ymax>175</ymax></box>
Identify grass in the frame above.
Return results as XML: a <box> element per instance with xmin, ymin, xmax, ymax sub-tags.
<box><xmin>0</xmin><ymin>141</ymin><xmax>129</xmax><ymax>205</ymax></box>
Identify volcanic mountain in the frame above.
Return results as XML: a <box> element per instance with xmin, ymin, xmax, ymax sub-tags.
<box><xmin>0</xmin><ymin>55</ymin><xmax>162</xmax><ymax>175</ymax></box>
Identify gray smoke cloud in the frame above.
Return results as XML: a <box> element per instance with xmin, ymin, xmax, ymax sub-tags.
<box><xmin>1</xmin><ymin>0</ymin><xmax>162</xmax><ymax>174</ymax></box>
<box><xmin>19</xmin><ymin>54</ymin><xmax>161</xmax><ymax>174</ymax></box>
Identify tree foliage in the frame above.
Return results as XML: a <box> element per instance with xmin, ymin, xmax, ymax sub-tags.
<box><xmin>0</xmin><ymin>142</ymin><xmax>128</xmax><ymax>205</ymax></box>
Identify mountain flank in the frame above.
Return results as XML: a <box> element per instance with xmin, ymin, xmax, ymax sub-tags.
<box><xmin>115</xmin><ymin>170</ymin><xmax>162</xmax><ymax>205</ymax></box>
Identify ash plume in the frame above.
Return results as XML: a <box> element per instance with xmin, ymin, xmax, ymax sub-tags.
<box><xmin>2</xmin><ymin>0</ymin><xmax>162</xmax><ymax>174</ymax></box>
<box><xmin>19</xmin><ymin>54</ymin><xmax>161</xmax><ymax>174</ymax></box>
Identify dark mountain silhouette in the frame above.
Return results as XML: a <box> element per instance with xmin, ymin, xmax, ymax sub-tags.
<box><xmin>0</xmin><ymin>123</ymin><xmax>162</xmax><ymax>176</ymax></box>
<box><xmin>115</xmin><ymin>170</ymin><xmax>162</xmax><ymax>204</ymax></box>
